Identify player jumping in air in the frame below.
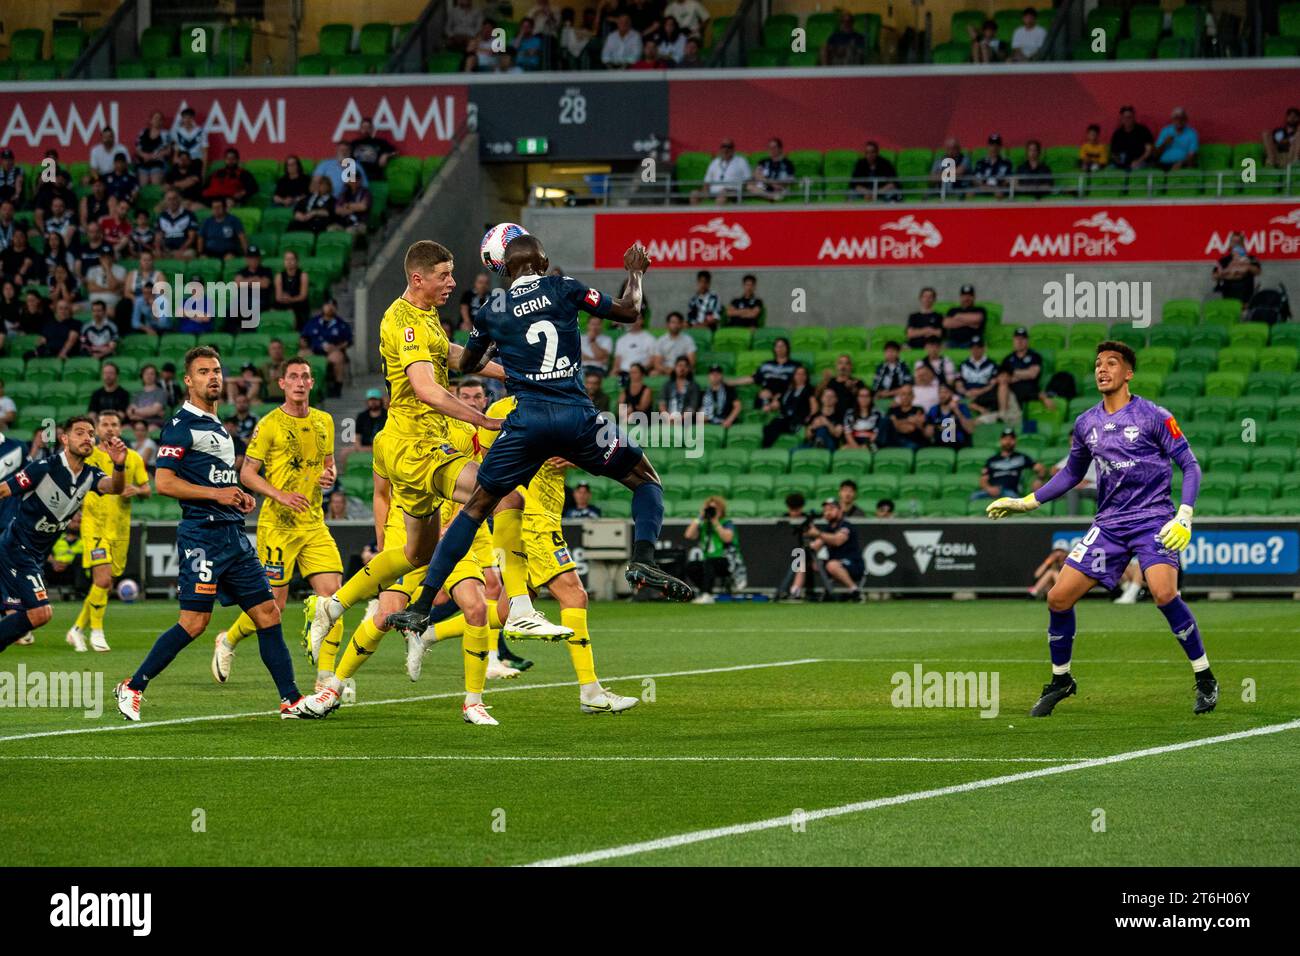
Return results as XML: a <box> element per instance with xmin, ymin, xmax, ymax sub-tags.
<box><xmin>385</xmin><ymin>234</ymin><xmax>693</xmax><ymax>639</ymax></box>
<box><xmin>114</xmin><ymin>347</ymin><xmax>324</xmax><ymax>721</ymax></box>
<box><xmin>987</xmin><ymin>340</ymin><xmax>1217</xmax><ymax>716</ymax></box>
<box><xmin>0</xmin><ymin>418</ymin><xmax>127</xmax><ymax>654</ymax></box>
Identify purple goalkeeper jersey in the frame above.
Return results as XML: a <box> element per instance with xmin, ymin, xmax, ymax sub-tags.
<box><xmin>1042</xmin><ymin>395</ymin><xmax>1200</xmax><ymax>533</ymax></box>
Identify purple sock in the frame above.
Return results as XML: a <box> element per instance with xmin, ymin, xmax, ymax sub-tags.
<box><xmin>1158</xmin><ymin>596</ymin><xmax>1206</xmax><ymax>663</ymax></box>
<box><xmin>1048</xmin><ymin>608</ymin><xmax>1076</xmax><ymax>668</ymax></box>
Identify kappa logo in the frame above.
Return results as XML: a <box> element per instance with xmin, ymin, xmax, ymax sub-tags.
<box><xmin>1104</xmin><ymin>421</ymin><xmax>1117</xmax><ymax>431</ymax></box>
<box><xmin>1124</xmin><ymin>424</ymin><xmax>1140</xmax><ymax>442</ymax></box>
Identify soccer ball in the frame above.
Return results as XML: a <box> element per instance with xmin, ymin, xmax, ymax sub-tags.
<box><xmin>480</xmin><ymin>222</ymin><xmax>529</xmax><ymax>275</ymax></box>
<box><xmin>117</xmin><ymin>579</ymin><xmax>140</xmax><ymax>603</ymax></box>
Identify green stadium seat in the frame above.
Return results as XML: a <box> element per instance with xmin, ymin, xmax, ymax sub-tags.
<box><xmin>914</xmin><ymin>447</ymin><xmax>956</xmax><ymax>476</ymax></box>
<box><xmin>1238</xmin><ymin>473</ymin><xmax>1283</xmax><ymax>499</ymax></box>
<box><xmin>318</xmin><ymin>23</ymin><xmax>353</xmax><ymax>57</ymax></box>
<box><xmin>872</xmin><ymin>448</ymin><xmax>913</xmax><ymax>476</ymax></box>
<box><xmin>1204</xmin><ymin>372</ymin><xmax>1246</xmax><ymax>398</ymax></box>
<box><xmin>296</xmin><ymin>55</ymin><xmax>329</xmax><ymax>76</ymax></box>
<box><xmin>790</xmin><ymin>447</ymin><xmax>832</xmax><ymax>474</ymax></box>
<box><xmin>1258</xmin><ymin>346</ymin><xmax>1299</xmax><ymax>374</ymax></box>
<box><xmin>1161</xmin><ymin>299</ymin><xmax>1200</xmax><ymax>326</ymax></box>
<box><xmin>1225</xmin><ymin>496</ymin><xmax>1271</xmax><ymax>517</ymax></box>
<box><xmin>747</xmin><ymin>448</ymin><xmax>789</xmax><ymax>475</ymax></box>
<box><xmin>1147</xmin><ymin>325</ymin><xmax>1190</xmax><ymax>349</ymax></box>
<box><xmin>1268</xmin><ymin>496</ymin><xmax>1300</xmax><ymax>515</ymax></box>
<box><xmin>1208</xmin><ymin>445</ymin><xmax>1252</xmax><ymax>475</ymax></box>
<box><xmin>1203</xmin><ymin>298</ymin><xmax>1244</xmax><ymax>326</ymax></box>
<box><xmin>1245</xmin><ymin>371</ymin><xmax>1286</xmax><ymax>397</ymax></box>
<box><xmin>1115</xmin><ymin>38</ymin><xmax>1155</xmax><ymax>60</ymax></box>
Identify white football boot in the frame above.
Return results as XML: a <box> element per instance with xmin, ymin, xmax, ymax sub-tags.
<box><xmin>89</xmin><ymin>629</ymin><xmax>110</xmax><ymax>653</ymax></box>
<box><xmin>280</xmin><ymin>694</ymin><xmax>328</xmax><ymax>719</ymax></box>
<box><xmin>501</xmin><ymin>608</ymin><xmax>573</xmax><ymax>642</ymax></box>
<box><xmin>307</xmin><ymin>594</ymin><xmax>344</xmax><ymax>662</ymax></box>
<box><xmin>114</xmin><ymin>680</ymin><xmax>143</xmax><ymax>721</ymax></box>
<box><xmin>580</xmin><ymin>688</ymin><xmax>640</xmax><ymax>715</ymax></box>
<box><xmin>486</xmin><ymin>659</ymin><xmax>521</xmax><ymax>680</ymax></box>
<box><xmin>462</xmin><ymin>701</ymin><xmax>499</xmax><ymax>726</ymax></box>
<box><xmin>340</xmin><ymin>677</ymin><xmax>357</xmax><ymax>705</ymax></box>
<box><xmin>211</xmin><ymin>632</ymin><xmax>235</xmax><ymax>683</ymax></box>
<box><xmin>66</xmin><ymin>625</ymin><xmax>87</xmax><ymax>653</ymax></box>
<box><xmin>405</xmin><ymin>629</ymin><xmax>428</xmax><ymax>681</ymax></box>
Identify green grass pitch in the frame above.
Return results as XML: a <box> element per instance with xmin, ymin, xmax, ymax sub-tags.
<box><xmin>0</xmin><ymin>598</ymin><xmax>1296</xmax><ymax>866</ymax></box>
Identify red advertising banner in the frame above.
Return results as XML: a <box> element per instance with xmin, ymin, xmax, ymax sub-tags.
<box><xmin>0</xmin><ymin>84</ymin><xmax>467</xmax><ymax>163</ymax></box>
<box><xmin>592</xmin><ymin>203</ymin><xmax>1300</xmax><ymax>269</ymax></box>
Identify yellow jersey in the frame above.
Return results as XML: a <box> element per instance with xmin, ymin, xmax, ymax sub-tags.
<box><xmin>378</xmin><ymin>295</ymin><xmax>451</xmax><ymax>443</ymax></box>
<box><xmin>480</xmin><ymin>397</ymin><xmax>566</xmax><ymax>531</ymax></box>
<box><xmin>81</xmin><ymin>446</ymin><xmax>148</xmax><ymax>540</ymax></box>
<box><xmin>246</xmin><ymin>406</ymin><xmax>334</xmax><ymax>531</ymax></box>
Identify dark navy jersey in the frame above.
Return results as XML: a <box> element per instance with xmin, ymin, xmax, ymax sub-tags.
<box><xmin>1</xmin><ymin>450</ymin><xmax>105</xmax><ymax>557</ymax></box>
<box><xmin>156</xmin><ymin>401</ymin><xmax>243</xmax><ymax>525</ymax></box>
<box><xmin>471</xmin><ymin>273</ymin><xmax>613</xmax><ymax>405</ymax></box>
<box><xmin>0</xmin><ymin>434</ymin><xmax>27</xmax><ymax>524</ymax></box>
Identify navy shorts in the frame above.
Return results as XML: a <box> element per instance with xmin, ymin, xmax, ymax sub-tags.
<box><xmin>0</xmin><ymin>539</ymin><xmax>51</xmax><ymax>610</ymax></box>
<box><xmin>476</xmin><ymin>400</ymin><xmax>645</xmax><ymax>498</ymax></box>
<box><xmin>830</xmin><ymin>553</ymin><xmax>865</xmax><ymax>583</ymax></box>
<box><xmin>176</xmin><ymin>521</ymin><xmax>275</xmax><ymax>613</ymax></box>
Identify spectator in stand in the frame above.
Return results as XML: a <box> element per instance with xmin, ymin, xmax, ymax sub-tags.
<box><xmin>1263</xmin><ymin>106</ymin><xmax>1300</xmax><ymax>169</ymax></box>
<box><xmin>656</xmin><ymin>16</ymin><xmax>687</xmax><ymax>62</ymax></box>
<box><xmin>467</xmin><ymin>19</ymin><xmax>500</xmax><ymax>70</ymax></box>
<box><xmin>746</xmin><ymin>137</ymin><xmax>795</xmax><ymax>202</ymax></box>
<box><xmin>0</xmin><ymin>379</ymin><xmax>15</xmax><ymax>427</ymax></box>
<box><xmin>686</xmin><ymin>269</ymin><xmax>722</xmax><ymax>329</ymax></box>
<box><xmin>131</xmin><ymin>282</ymin><xmax>171</xmax><ymax>335</ymax></box>
<box><xmin>259</xmin><ymin>338</ymin><xmax>289</xmax><ymax>402</ymax></box>
<box><xmin>80</xmin><ymin>176</ymin><xmax>111</xmax><ymax>229</ymax></box>
<box><xmin>348</xmin><ymin>388</ymin><xmax>388</xmax><ymax>462</ymax></box>
<box><xmin>88</xmin><ymin>128</ymin><xmax>130</xmax><ymax>180</ymax></box>
<box><xmin>806</xmin><ymin>386</ymin><xmax>844</xmax><ymax>451</ymax></box>
<box><xmin>821</xmin><ymin>353</ymin><xmax>865</xmax><ymax>412</ymax></box>
<box><xmin>925</xmin><ymin>384</ymin><xmax>975</xmax><ymax>448</ymax></box>
<box><xmin>682</xmin><ymin>495</ymin><xmax>736</xmax><ymax>602</ymax></box>
<box><xmin>131</xmin><ymin>420</ymin><xmax>158</xmax><ymax>468</ymax></box>
<box><xmin>736</xmin><ymin>337</ymin><xmax>800</xmax><ymax>408</ymax></box>
<box><xmin>231</xmin><ymin>392</ymin><xmax>258</xmax><ymax>442</ymax></box>
<box><xmin>513</xmin><ymin>18</ymin><xmax>548</xmax><ymax>70</ymax></box>
<box><xmin>197</xmin><ymin>198</ymin><xmax>247</xmax><ymax>259</ymax></box>
<box><xmin>84</xmin><ymin>250</ymin><xmax>126</xmax><ymax>319</ymax></box>
<box><xmin>2</xmin><ymin>231</ymin><xmax>41</xmax><ymax>287</ymax></box>
<box><xmin>560</xmin><ymin>7</ymin><xmax>599</xmax><ymax>68</ymax></box>
<box><xmin>164</xmin><ymin>148</ymin><xmax>204</xmax><ymax>207</ymax></box>
<box><xmin>223</xmin><ymin>415</ymin><xmax>248</xmax><ymax>469</ymax></box>
<box><xmin>725</xmin><ymin>273</ymin><xmax>763</xmax><ymax>327</ymax></box>
<box><xmin>761</xmin><ymin>364</ymin><xmax>814</xmax><ymax>448</ymax></box>
<box><xmin>0</xmin><ymin>200</ymin><xmax>15</xmax><ymax>252</ymax></box>
<box><xmin>446</xmin><ymin>0</ymin><xmax>486</xmax><ymax>51</ymax></box>
<box><xmin>973</xmin><ymin>133</ymin><xmax>1013</xmax><ymax>198</ymax></box>
<box><xmin>43</xmin><ymin>232</ymin><xmax>75</xmax><ymax>281</ymax></box>
<box><xmin>44</xmin><ymin>195</ymin><xmax>78</xmax><ymax>248</ymax></box>
<box><xmin>611</xmin><ymin>312</ymin><xmax>655</xmax><ymax>374</ymax></box>
<box><xmin>349</xmin><ymin>118</ymin><xmax>398</xmax><ymax>179</ymax></box>
<box><xmin>821</xmin><ymin>11</ymin><xmax>866</xmax><ymax>65</ymax></box>
<box><xmin>650</xmin><ymin>310</ymin><xmax>696</xmax><ymax>373</ymax></box>
<box><xmin>564</xmin><ymin>479</ymin><xmax>602</xmax><ymax>519</ymax></box>
<box><xmin>89</xmin><ymin>361</ymin><xmax>131</xmax><ymax>416</ymax></box>
<box><xmin>1015</xmin><ymin>139</ymin><xmax>1055</xmax><ymax>197</ymax></box>
<box><xmin>234</xmin><ymin>245</ymin><xmax>274</xmax><ymax>303</ymax></box>
<box><xmin>18</xmin><ymin>290</ymin><xmax>51</xmax><ymax>336</ymax></box>
<box><xmin>1009</xmin><ymin>7</ymin><xmax>1047</xmax><ymax>61</ymax></box>
<box><xmin>155</xmin><ymin>189</ymin><xmax>198</xmax><ymax>257</ymax></box>
<box><xmin>46</xmin><ymin>264</ymin><xmax>82</xmax><ymax>310</ymax></box>
<box><xmin>129</xmin><ymin>209</ymin><xmax>157</xmax><ymax>255</ymax></box>
<box><xmin>871</xmin><ymin>340</ymin><xmax>912</xmax><ymax>399</ymax></box>
<box><xmin>1153</xmin><ymin>106</ymin><xmax>1199</xmax><ymax>172</ymax></box>
<box><xmin>850</xmin><ymin>141</ymin><xmax>901</xmax><ymax>201</ymax></box>
<box><xmin>326</xmin><ymin>488</ymin><xmax>370</xmax><ymax>521</ymax></box>
<box><xmin>1079</xmin><ymin>124</ymin><xmax>1108</xmax><ymax>172</ymax></box>
<box><xmin>882</xmin><ymin>384</ymin><xmax>927</xmax><ymax>450</ymax></box>
<box><xmin>974</xmin><ymin>427</ymin><xmax>1045</xmax><ymax>499</ymax></box>
<box><xmin>459</xmin><ymin>271</ymin><xmax>492</xmax><ymax>331</ymax></box>
<box><xmin>665</xmin><ymin>0</ymin><xmax>710</xmax><ymax>36</ymax></box>
<box><xmin>31</xmin><ymin>161</ymin><xmax>76</xmax><ymax>236</ymax></box>
<box><xmin>0</xmin><ymin>281</ymin><xmax>20</xmax><ymax>332</ymax></box>
<box><xmin>1212</xmin><ymin>231</ymin><xmax>1261</xmax><ymax>304</ymax></box>
<box><xmin>659</xmin><ymin>356</ymin><xmax>701</xmax><ymax>417</ymax></box>
<box><xmin>98</xmin><ymin>196</ymin><xmax>133</xmax><ymax>256</ymax></box>
<box><xmin>47</xmin><ymin>513</ymin><xmax>84</xmax><ymax>596</ymax></box>
<box><xmin>336</xmin><ymin>178</ymin><xmax>371</xmax><ymax>235</ymax></box>
<box><xmin>176</xmin><ymin>285</ymin><xmax>212</xmax><ymax>335</ymax></box>
<box><xmin>273</xmin><ymin>155</ymin><xmax>311</xmax><ymax>207</ymax></box>
<box><xmin>843</xmin><ymin>386</ymin><xmax>880</xmax><ymax>450</ymax></box>
<box><xmin>906</xmin><ymin>286</ymin><xmax>943</xmax><ymax>348</ymax></box>
<box><xmin>630</xmin><ymin>38</ymin><xmax>672</xmax><ymax>69</ymax></box>
<box><xmin>618</xmin><ymin>362</ymin><xmax>654</xmax><ymax>416</ymax></box>
<box><xmin>956</xmin><ymin>334</ymin><xmax>999</xmax><ymax>415</ymax></box>
<box><xmin>917</xmin><ymin>338</ymin><xmax>956</xmax><ymax>387</ymax></box>
<box><xmin>1109</xmin><ymin>105</ymin><xmax>1155</xmax><ymax>171</ymax></box>
<box><xmin>838</xmin><ymin>479</ymin><xmax>866</xmax><ymax>517</ymax></box>
<box><xmin>171</xmin><ymin>107</ymin><xmax>209</xmax><ymax>165</ymax></box>
<box><xmin>601</xmin><ymin>14</ymin><xmax>642</xmax><ymax>67</ymax></box>
<box><xmin>805</xmin><ymin>498</ymin><xmax>863</xmax><ymax>600</ymax></box>
<box><xmin>302</xmin><ymin>298</ymin><xmax>353</xmax><ymax>390</ymax></box>
<box><xmin>679</xmin><ymin>36</ymin><xmax>703</xmax><ymax>66</ymax></box>
<box><xmin>201</xmin><ymin>148</ymin><xmax>258</xmax><ymax>206</ymax></box>
<box><xmin>80</xmin><ymin>300</ymin><xmax>119</xmax><ymax>359</ymax></box>
<box><xmin>133</xmin><ymin>111</ymin><xmax>171</xmax><ymax>185</ymax></box>
<box><xmin>224</xmin><ymin>361</ymin><xmax>263</xmax><ymax>404</ymax></box>
<box><xmin>127</xmin><ymin>363</ymin><xmax>169</xmax><ymax>427</ymax></box>
<box><xmin>912</xmin><ymin>363</ymin><xmax>940</xmax><ymax>411</ymax></box>
<box><xmin>875</xmin><ymin>498</ymin><xmax>895</xmax><ymax>517</ymax></box>
<box><xmin>969</xmin><ymin>18</ymin><xmax>1004</xmax><ymax>63</ymax></box>
<box><xmin>581</xmin><ymin>314</ymin><xmax>612</xmax><ymax>375</ymax></box>
<box><xmin>159</xmin><ymin>362</ymin><xmax>182</xmax><ymax>406</ymax></box>
<box><xmin>929</xmin><ymin>138</ymin><xmax>970</xmax><ymax>193</ymax></box>
<box><xmin>997</xmin><ymin>326</ymin><xmax>1051</xmax><ymax>417</ymax></box>
<box><xmin>274</xmin><ymin>250</ymin><xmax>311</xmax><ymax>327</ymax></box>
<box><xmin>623</xmin><ymin>0</ymin><xmax>664</xmax><ymax>37</ymax></box>
<box><xmin>700</xmin><ymin>363</ymin><xmax>741</xmax><ymax>428</ymax></box>
<box><xmin>943</xmin><ymin>284</ymin><xmax>986</xmax><ymax>348</ymax></box>
<box><xmin>689</xmin><ymin>139</ymin><xmax>753</xmax><ymax>205</ymax></box>
<box><xmin>529</xmin><ymin>0</ymin><xmax>562</xmax><ymax>35</ymax></box>
<box><xmin>0</xmin><ymin>150</ymin><xmax>24</xmax><ymax>209</ymax></box>
<box><xmin>585</xmin><ymin>370</ymin><xmax>611</xmax><ymax>412</ymax></box>
<box><xmin>290</xmin><ymin>176</ymin><xmax>337</xmax><ymax>235</ymax></box>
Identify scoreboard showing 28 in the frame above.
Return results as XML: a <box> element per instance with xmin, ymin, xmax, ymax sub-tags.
<box><xmin>472</xmin><ymin>79</ymin><xmax>671</xmax><ymax>163</ymax></box>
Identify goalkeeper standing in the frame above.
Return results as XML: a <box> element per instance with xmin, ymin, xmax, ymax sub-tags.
<box><xmin>986</xmin><ymin>341</ymin><xmax>1216</xmax><ymax>717</ymax></box>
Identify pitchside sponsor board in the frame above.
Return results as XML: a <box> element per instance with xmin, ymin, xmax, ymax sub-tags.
<box><xmin>1050</xmin><ymin>528</ymin><xmax>1300</xmax><ymax>576</ymax></box>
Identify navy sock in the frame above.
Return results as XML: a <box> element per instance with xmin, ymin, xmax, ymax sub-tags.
<box><xmin>256</xmin><ymin>624</ymin><xmax>301</xmax><ymax>702</ymax></box>
<box><xmin>428</xmin><ymin>598</ymin><xmax>462</xmax><ymax>626</ymax></box>
<box><xmin>1158</xmin><ymin>596</ymin><xmax>1207</xmax><ymax>666</ymax></box>
<box><xmin>0</xmin><ymin>611</ymin><xmax>34</xmax><ymax>652</ymax></box>
<box><xmin>411</xmin><ymin>511</ymin><xmax>483</xmax><ymax>615</ymax></box>
<box><xmin>1047</xmin><ymin>608</ymin><xmax>1076</xmax><ymax>670</ymax></box>
<box><xmin>129</xmin><ymin>623</ymin><xmax>195</xmax><ymax>691</ymax></box>
<box><xmin>631</xmin><ymin>481</ymin><xmax>664</xmax><ymax>560</ymax></box>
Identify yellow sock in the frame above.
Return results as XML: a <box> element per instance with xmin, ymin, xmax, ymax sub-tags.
<box><xmin>463</xmin><ymin>622</ymin><xmax>490</xmax><ymax>694</ymax></box>
<box><xmin>336</xmin><ymin>616</ymin><xmax>384</xmax><ymax>680</ymax></box>
<box><xmin>74</xmin><ymin>594</ymin><xmax>93</xmax><ymax>630</ymax></box>
<box><xmin>85</xmin><ymin>584</ymin><xmax>110</xmax><ymax>631</ymax></box>
<box><xmin>488</xmin><ymin>604</ymin><xmax>502</xmax><ymax>629</ymax></box>
<box><xmin>433</xmin><ymin>613</ymin><xmax>465</xmax><ymax>642</ymax></box>
<box><xmin>334</xmin><ymin>548</ymin><xmax>415</xmax><ymax>609</ymax></box>
<box><xmin>492</xmin><ymin>509</ymin><xmax>528</xmax><ymax>600</ymax></box>
<box><xmin>225</xmin><ymin>611</ymin><xmax>258</xmax><ymax>648</ymax></box>
<box><xmin>317</xmin><ymin>618</ymin><xmax>344</xmax><ymax>673</ymax></box>
<box><xmin>562</xmin><ymin>607</ymin><xmax>596</xmax><ymax>684</ymax></box>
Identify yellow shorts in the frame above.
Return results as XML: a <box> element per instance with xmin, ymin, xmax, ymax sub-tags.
<box><xmin>389</xmin><ymin>437</ymin><xmax>471</xmax><ymax>519</ymax></box>
<box><xmin>386</xmin><ymin>556</ymin><xmax>484</xmax><ymax>602</ymax></box>
<box><xmin>524</xmin><ymin>526</ymin><xmax>577</xmax><ymax>589</ymax></box>
<box><xmin>82</xmin><ymin>536</ymin><xmax>130</xmax><ymax>577</ymax></box>
<box><xmin>256</xmin><ymin>525</ymin><xmax>344</xmax><ymax>588</ymax></box>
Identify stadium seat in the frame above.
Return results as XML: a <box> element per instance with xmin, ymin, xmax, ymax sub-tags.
<box><xmin>747</xmin><ymin>448</ymin><xmax>789</xmax><ymax>475</ymax></box>
<box><xmin>872</xmin><ymin>448</ymin><xmax>914</xmax><ymax>476</ymax></box>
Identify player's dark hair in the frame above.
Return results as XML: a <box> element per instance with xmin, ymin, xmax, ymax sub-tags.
<box><xmin>63</xmin><ymin>414</ymin><xmax>94</xmax><ymax>433</ymax></box>
<box><xmin>785</xmin><ymin>492</ymin><xmax>805</xmax><ymax>510</ymax></box>
<box><xmin>458</xmin><ymin>376</ymin><xmax>485</xmax><ymax>391</ymax></box>
<box><xmin>283</xmin><ymin>357</ymin><xmax>312</xmax><ymax>376</ymax></box>
<box><xmin>102</xmin><ymin>360</ymin><xmax>118</xmax><ymax>374</ymax></box>
<box><xmin>503</xmin><ymin>233</ymin><xmax>547</xmax><ymax>279</ymax></box>
<box><xmin>840</xmin><ymin>479</ymin><xmax>858</xmax><ymax>492</ymax></box>
<box><xmin>877</xmin><ymin>498</ymin><xmax>895</xmax><ymax>512</ymax></box>
<box><xmin>404</xmin><ymin>240</ymin><xmax>453</xmax><ymax>278</ymax></box>
<box><xmin>1096</xmin><ymin>340</ymin><xmax>1137</xmax><ymax>371</ymax></box>
<box><xmin>184</xmin><ymin>345</ymin><xmax>221</xmax><ymax>371</ymax></box>
<box><xmin>95</xmin><ymin>409</ymin><xmax>121</xmax><ymax>423</ymax></box>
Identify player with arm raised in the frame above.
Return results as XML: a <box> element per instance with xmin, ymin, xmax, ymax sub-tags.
<box><xmin>0</xmin><ymin>416</ymin><xmax>126</xmax><ymax>653</ymax></box>
<box><xmin>211</xmin><ymin>358</ymin><xmax>343</xmax><ymax>690</ymax></box>
<box><xmin>114</xmin><ymin>347</ymin><xmax>324</xmax><ymax>721</ymax></box>
<box><xmin>385</xmin><ymin>233</ymin><xmax>692</xmax><ymax>640</ymax></box>
<box><xmin>986</xmin><ymin>341</ymin><xmax>1216</xmax><ymax>716</ymax></box>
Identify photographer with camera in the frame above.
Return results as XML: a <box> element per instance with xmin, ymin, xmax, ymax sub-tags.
<box><xmin>683</xmin><ymin>495</ymin><xmax>740</xmax><ymax>604</ymax></box>
<box><xmin>777</xmin><ymin>493</ymin><xmax>817</xmax><ymax>601</ymax></box>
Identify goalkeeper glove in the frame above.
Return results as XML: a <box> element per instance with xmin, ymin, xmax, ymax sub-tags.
<box><xmin>1157</xmin><ymin>504</ymin><xmax>1194</xmax><ymax>552</ymax></box>
<box><xmin>985</xmin><ymin>493</ymin><xmax>1040</xmax><ymax>519</ymax></box>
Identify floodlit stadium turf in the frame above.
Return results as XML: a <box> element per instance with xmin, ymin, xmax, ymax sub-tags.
<box><xmin>0</xmin><ymin>598</ymin><xmax>1296</xmax><ymax>866</ymax></box>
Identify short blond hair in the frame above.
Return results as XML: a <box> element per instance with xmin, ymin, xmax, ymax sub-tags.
<box><xmin>404</xmin><ymin>240</ymin><xmax>453</xmax><ymax>278</ymax></box>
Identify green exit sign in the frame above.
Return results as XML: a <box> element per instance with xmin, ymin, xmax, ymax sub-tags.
<box><xmin>516</xmin><ymin>137</ymin><xmax>549</xmax><ymax>156</ymax></box>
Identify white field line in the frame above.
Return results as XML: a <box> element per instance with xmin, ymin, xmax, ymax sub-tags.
<box><xmin>825</xmin><ymin>657</ymin><xmax>1300</xmax><ymax>665</ymax></box>
<box><xmin>523</xmin><ymin>719</ymin><xmax>1300</xmax><ymax>867</ymax></box>
<box><xmin>0</xmin><ymin>754</ymin><xmax>1086</xmax><ymax>764</ymax></box>
<box><xmin>0</xmin><ymin>658</ymin><xmax>822</xmax><ymax>744</ymax></box>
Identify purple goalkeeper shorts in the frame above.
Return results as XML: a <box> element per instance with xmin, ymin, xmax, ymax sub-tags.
<box><xmin>1063</xmin><ymin>520</ymin><xmax>1180</xmax><ymax>590</ymax></box>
